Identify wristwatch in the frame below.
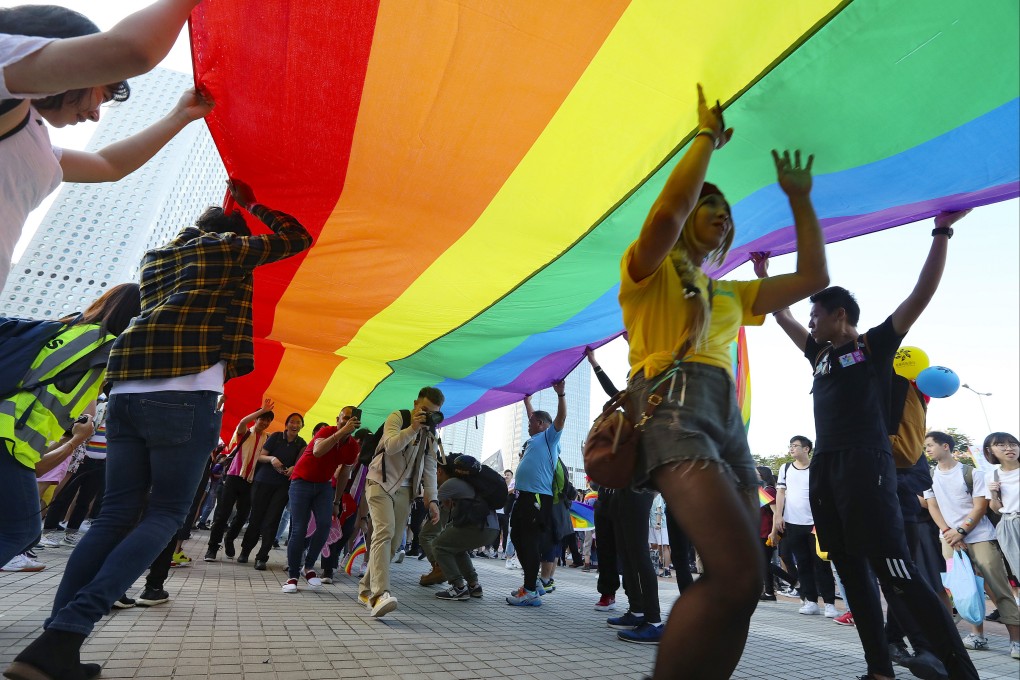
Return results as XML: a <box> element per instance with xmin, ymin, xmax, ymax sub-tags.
<box><xmin>955</xmin><ymin>526</ymin><xmax>968</xmax><ymax>536</ymax></box>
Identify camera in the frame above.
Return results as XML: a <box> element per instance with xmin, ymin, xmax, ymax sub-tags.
<box><xmin>422</xmin><ymin>410</ymin><xmax>444</xmax><ymax>430</ymax></box>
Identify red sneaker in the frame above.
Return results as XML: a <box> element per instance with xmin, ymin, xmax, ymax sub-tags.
<box><xmin>594</xmin><ymin>594</ymin><xmax>617</xmax><ymax>611</ymax></box>
<box><xmin>833</xmin><ymin>611</ymin><xmax>855</xmax><ymax>626</ymax></box>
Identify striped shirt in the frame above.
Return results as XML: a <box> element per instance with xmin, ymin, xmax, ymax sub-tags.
<box><xmin>106</xmin><ymin>205</ymin><xmax>312</xmax><ymax>383</ymax></box>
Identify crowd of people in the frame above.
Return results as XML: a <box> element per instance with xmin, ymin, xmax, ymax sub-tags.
<box><xmin>0</xmin><ymin>2</ymin><xmax>1017</xmax><ymax>680</ymax></box>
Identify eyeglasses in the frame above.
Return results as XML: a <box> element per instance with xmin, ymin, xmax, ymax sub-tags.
<box><xmin>992</xmin><ymin>442</ymin><xmax>1019</xmax><ymax>449</ymax></box>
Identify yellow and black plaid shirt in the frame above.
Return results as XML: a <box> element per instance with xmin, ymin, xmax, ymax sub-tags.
<box><xmin>106</xmin><ymin>205</ymin><xmax>313</xmax><ymax>383</ymax></box>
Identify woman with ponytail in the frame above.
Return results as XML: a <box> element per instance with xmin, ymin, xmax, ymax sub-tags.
<box><xmin>619</xmin><ymin>84</ymin><xmax>829</xmax><ymax>679</ymax></box>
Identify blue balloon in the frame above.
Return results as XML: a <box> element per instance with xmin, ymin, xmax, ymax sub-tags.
<box><xmin>916</xmin><ymin>365</ymin><xmax>960</xmax><ymax>398</ymax></box>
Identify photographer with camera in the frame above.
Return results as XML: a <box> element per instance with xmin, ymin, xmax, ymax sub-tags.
<box><xmin>358</xmin><ymin>386</ymin><xmax>445</xmax><ymax>618</ymax></box>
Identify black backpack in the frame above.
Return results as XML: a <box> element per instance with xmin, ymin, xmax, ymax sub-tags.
<box><xmin>357</xmin><ymin>409</ymin><xmax>410</xmax><ymax>467</ymax></box>
<box><xmin>462</xmin><ymin>464</ymin><xmax>509</xmax><ymax>512</ymax></box>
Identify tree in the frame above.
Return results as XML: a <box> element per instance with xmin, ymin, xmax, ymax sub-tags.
<box><xmin>753</xmin><ymin>453</ymin><xmax>794</xmax><ymax>472</ymax></box>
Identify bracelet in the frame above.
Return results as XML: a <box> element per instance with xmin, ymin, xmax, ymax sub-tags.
<box><xmin>694</xmin><ymin>128</ymin><xmax>719</xmax><ymax>148</ymax></box>
<box><xmin>941</xmin><ymin>527</ymin><xmax>952</xmax><ymax>534</ymax></box>
<box><xmin>955</xmin><ymin>526</ymin><xmax>968</xmax><ymax>536</ymax></box>
<box><xmin>429</xmin><ymin>500</ymin><xmax>441</xmax><ymax>508</ymax></box>
<box><xmin>931</xmin><ymin>226</ymin><xmax>953</xmax><ymax>239</ymax></box>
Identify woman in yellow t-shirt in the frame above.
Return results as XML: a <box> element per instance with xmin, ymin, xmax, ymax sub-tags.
<box><xmin>619</xmin><ymin>85</ymin><xmax>829</xmax><ymax>677</ymax></box>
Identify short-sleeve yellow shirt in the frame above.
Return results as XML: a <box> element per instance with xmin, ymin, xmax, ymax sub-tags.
<box><xmin>619</xmin><ymin>242</ymin><xmax>765</xmax><ymax>380</ymax></box>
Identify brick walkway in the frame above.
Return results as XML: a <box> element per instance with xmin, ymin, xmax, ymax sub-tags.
<box><xmin>2</xmin><ymin>536</ymin><xmax>1016</xmax><ymax>679</ymax></box>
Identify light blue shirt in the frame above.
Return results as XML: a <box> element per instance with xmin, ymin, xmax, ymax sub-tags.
<box><xmin>514</xmin><ymin>426</ymin><xmax>562</xmax><ymax>496</ymax></box>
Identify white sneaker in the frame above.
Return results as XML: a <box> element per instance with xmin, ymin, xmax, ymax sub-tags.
<box><xmin>824</xmin><ymin>604</ymin><xmax>839</xmax><ymax>618</ymax></box>
<box><xmin>62</xmin><ymin>532</ymin><xmax>81</xmax><ymax>547</ymax></box>
<box><xmin>37</xmin><ymin>532</ymin><xmax>63</xmax><ymax>548</ymax></box>
<box><xmin>799</xmin><ymin>602</ymin><xmax>820</xmax><ymax>615</ymax></box>
<box><xmin>371</xmin><ymin>591</ymin><xmax>398</xmax><ymax>618</ymax></box>
<box><xmin>80</xmin><ymin>519</ymin><xmax>92</xmax><ymax>532</ymax></box>
<box><xmin>1</xmin><ymin>554</ymin><xmax>46</xmax><ymax>572</ymax></box>
<box><xmin>281</xmin><ymin>578</ymin><xmax>298</xmax><ymax>594</ymax></box>
<box><xmin>393</xmin><ymin>549</ymin><xmax>405</xmax><ymax>564</ymax></box>
<box><xmin>304</xmin><ymin>570</ymin><xmax>322</xmax><ymax>589</ymax></box>
<box><xmin>961</xmin><ymin>633</ymin><xmax>988</xmax><ymax>650</ymax></box>
<box><xmin>1010</xmin><ymin>641</ymin><xmax>1019</xmax><ymax>659</ymax></box>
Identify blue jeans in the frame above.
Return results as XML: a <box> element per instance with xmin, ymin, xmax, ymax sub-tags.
<box><xmin>275</xmin><ymin>506</ymin><xmax>291</xmax><ymax>544</ymax></box>
<box><xmin>45</xmin><ymin>390</ymin><xmax>221</xmax><ymax>635</ymax></box>
<box><xmin>0</xmin><ymin>450</ymin><xmax>42</xmax><ymax>565</ymax></box>
<box><xmin>198</xmin><ymin>477</ymin><xmax>221</xmax><ymax>525</ymax></box>
<box><xmin>286</xmin><ymin>479</ymin><xmax>333</xmax><ymax>579</ymax></box>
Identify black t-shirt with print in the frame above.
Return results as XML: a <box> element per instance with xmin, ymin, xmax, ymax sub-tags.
<box><xmin>804</xmin><ymin>315</ymin><xmax>904</xmax><ymax>454</ymax></box>
<box><xmin>253</xmin><ymin>431</ymin><xmax>307</xmax><ymax>485</ymax></box>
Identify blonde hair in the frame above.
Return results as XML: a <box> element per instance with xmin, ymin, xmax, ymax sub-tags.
<box><xmin>667</xmin><ymin>195</ymin><xmax>735</xmax><ymax>351</ymax></box>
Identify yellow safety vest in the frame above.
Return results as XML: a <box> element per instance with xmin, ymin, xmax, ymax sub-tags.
<box><xmin>0</xmin><ymin>322</ymin><xmax>114</xmax><ymax>469</ymax></box>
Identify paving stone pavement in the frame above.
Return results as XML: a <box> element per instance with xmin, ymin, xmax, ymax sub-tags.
<box><xmin>2</xmin><ymin>537</ymin><xmax>1016</xmax><ymax>679</ymax></box>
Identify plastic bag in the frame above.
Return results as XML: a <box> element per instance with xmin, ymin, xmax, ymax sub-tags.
<box><xmin>941</xmin><ymin>549</ymin><xmax>985</xmax><ymax>625</ymax></box>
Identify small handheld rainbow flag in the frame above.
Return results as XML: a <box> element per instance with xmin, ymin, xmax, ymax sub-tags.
<box><xmin>343</xmin><ymin>533</ymin><xmax>367</xmax><ymax>575</ymax></box>
<box><xmin>570</xmin><ymin>501</ymin><xmax>595</xmax><ymax>531</ymax></box>
<box><xmin>758</xmin><ymin>487</ymin><xmax>775</xmax><ymax>507</ymax></box>
<box><xmin>582</xmin><ymin>490</ymin><xmax>598</xmax><ymax>505</ymax></box>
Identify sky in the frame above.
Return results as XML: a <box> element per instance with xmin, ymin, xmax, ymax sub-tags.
<box><xmin>10</xmin><ymin>1</ymin><xmax>1019</xmax><ymax>459</ymax></box>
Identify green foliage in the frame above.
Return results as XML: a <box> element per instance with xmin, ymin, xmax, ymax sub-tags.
<box><xmin>753</xmin><ymin>453</ymin><xmax>794</xmax><ymax>472</ymax></box>
<box><xmin>944</xmin><ymin>427</ymin><xmax>974</xmax><ymax>452</ymax></box>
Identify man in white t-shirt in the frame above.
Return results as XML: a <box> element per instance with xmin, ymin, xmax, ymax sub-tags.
<box><xmin>770</xmin><ymin>435</ymin><xmax>838</xmax><ymax>618</ymax></box>
<box><xmin>923</xmin><ymin>431</ymin><xmax>1019</xmax><ymax>655</ymax></box>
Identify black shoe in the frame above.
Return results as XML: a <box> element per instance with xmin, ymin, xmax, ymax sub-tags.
<box><xmin>901</xmin><ymin>649</ymin><xmax>949</xmax><ymax>680</ymax></box>
<box><xmin>8</xmin><ymin>628</ymin><xmax>87</xmax><ymax>680</ymax></box>
<box><xmin>889</xmin><ymin>643</ymin><xmax>910</xmax><ymax>666</ymax></box>
<box><xmin>224</xmin><ymin>541</ymin><xmax>235</xmax><ymax>559</ymax></box>
<box><xmin>82</xmin><ymin>662</ymin><xmax>102</xmax><ymax>679</ymax></box>
<box><xmin>236</xmin><ymin>552</ymin><xmax>249</xmax><ymax>564</ymax></box>
<box><xmin>112</xmin><ymin>595</ymin><xmax>136</xmax><ymax>609</ymax></box>
<box><xmin>254</xmin><ymin>559</ymin><xmax>268</xmax><ymax>571</ymax></box>
<box><xmin>759</xmin><ymin>593</ymin><xmax>777</xmax><ymax>601</ymax></box>
<box><xmin>204</xmin><ymin>547</ymin><xmax>217</xmax><ymax>562</ymax></box>
<box><xmin>417</xmin><ymin>552</ymin><xmax>426</xmax><ymax>560</ymax></box>
<box><xmin>272</xmin><ymin>541</ymin><xmax>280</xmax><ymax>549</ymax></box>
<box><xmin>985</xmin><ymin>608</ymin><xmax>1000</xmax><ymax>622</ymax></box>
<box><xmin>136</xmin><ymin>588</ymin><xmax>170</xmax><ymax>607</ymax></box>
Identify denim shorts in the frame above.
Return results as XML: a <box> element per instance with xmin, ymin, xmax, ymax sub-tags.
<box><xmin>627</xmin><ymin>362</ymin><xmax>756</xmax><ymax>491</ymax></box>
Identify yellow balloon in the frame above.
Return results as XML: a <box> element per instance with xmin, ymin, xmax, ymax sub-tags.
<box><xmin>894</xmin><ymin>346</ymin><xmax>929</xmax><ymax>380</ymax></box>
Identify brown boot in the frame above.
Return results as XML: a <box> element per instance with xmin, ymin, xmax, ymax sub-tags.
<box><xmin>419</xmin><ymin>562</ymin><xmax>445</xmax><ymax>586</ymax></box>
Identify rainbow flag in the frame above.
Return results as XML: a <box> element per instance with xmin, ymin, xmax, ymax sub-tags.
<box><xmin>570</xmin><ymin>501</ymin><xmax>595</xmax><ymax>531</ymax></box>
<box><xmin>582</xmin><ymin>490</ymin><xmax>598</xmax><ymax>505</ymax></box>
<box><xmin>731</xmin><ymin>328</ymin><xmax>751</xmax><ymax>433</ymax></box>
<box><xmin>758</xmin><ymin>487</ymin><xmax>775</xmax><ymax>507</ymax></box>
<box><xmin>343</xmin><ymin>533</ymin><xmax>367</xmax><ymax>575</ymax></box>
<box><xmin>190</xmin><ymin>2</ymin><xmax>1018</xmax><ymax>438</ymax></box>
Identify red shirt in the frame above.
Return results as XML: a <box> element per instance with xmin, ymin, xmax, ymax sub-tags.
<box><xmin>291</xmin><ymin>426</ymin><xmax>360</xmax><ymax>483</ymax></box>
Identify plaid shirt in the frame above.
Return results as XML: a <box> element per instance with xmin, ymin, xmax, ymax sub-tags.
<box><xmin>106</xmin><ymin>205</ymin><xmax>312</xmax><ymax>383</ymax></box>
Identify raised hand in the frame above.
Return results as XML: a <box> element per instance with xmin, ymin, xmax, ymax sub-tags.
<box><xmin>697</xmin><ymin>84</ymin><xmax>734</xmax><ymax>150</ymax></box>
<box><xmin>174</xmin><ymin>87</ymin><xmax>214</xmax><ymax>121</ymax></box>
<box><xmin>750</xmin><ymin>252</ymin><xmax>771</xmax><ymax>279</ymax></box>
<box><xmin>772</xmin><ymin>149</ymin><xmax>814</xmax><ymax>197</ymax></box>
<box><xmin>260</xmin><ymin>397</ymin><xmax>275</xmax><ymax>412</ymax></box>
<box><xmin>934</xmin><ymin>209</ymin><xmax>971</xmax><ymax>230</ymax></box>
<box><xmin>228</xmin><ymin>179</ymin><xmax>257</xmax><ymax>210</ymax></box>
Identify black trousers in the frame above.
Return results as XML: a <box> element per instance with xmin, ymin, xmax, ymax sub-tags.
<box><xmin>496</xmin><ymin>512</ymin><xmax>510</xmax><ymax>553</ymax></box>
<box><xmin>783</xmin><ymin>522</ymin><xmax>835</xmax><ymax>604</ymax></box>
<box><xmin>760</xmin><ymin>538</ymin><xmax>796</xmax><ymax>595</ymax></box>
<box><xmin>208</xmin><ymin>475</ymin><xmax>251</xmax><ymax>549</ymax></box>
<box><xmin>409</xmin><ymin>499</ymin><xmax>427</xmax><ymax>554</ymax></box>
<box><xmin>560</xmin><ymin>532</ymin><xmax>582</xmax><ymax>566</ymax></box>
<box><xmin>240</xmin><ymin>481</ymin><xmax>290</xmax><ymax>561</ymax></box>
<box><xmin>509</xmin><ymin>491</ymin><xmax>554</xmax><ymax>591</ymax></box>
<box><xmin>812</xmin><ymin>449</ymin><xmax>979</xmax><ymax>680</ymax></box>
<box><xmin>613</xmin><ymin>488</ymin><xmax>660</xmax><ymax>622</ymax></box>
<box><xmin>43</xmin><ymin>458</ymin><xmax>106</xmax><ymax>532</ymax></box>
<box><xmin>665</xmin><ymin>509</ymin><xmax>694</xmax><ymax>593</ymax></box>
<box><xmin>594</xmin><ymin>491</ymin><xmax>624</xmax><ymax>597</ymax></box>
<box><xmin>145</xmin><ymin>536</ymin><xmax>177</xmax><ymax>591</ymax></box>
